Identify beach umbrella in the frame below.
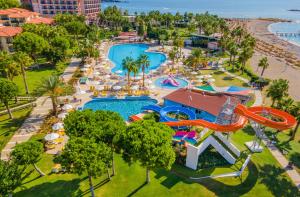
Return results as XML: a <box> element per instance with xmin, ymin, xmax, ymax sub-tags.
<box><xmin>207</xmin><ymin>78</ymin><xmax>216</xmax><ymax>83</ymax></box>
<box><xmin>58</xmin><ymin>113</ymin><xmax>68</xmax><ymax>120</ymax></box>
<box><xmin>44</xmin><ymin>133</ymin><xmax>59</xmax><ymax>141</ymax></box>
<box><xmin>197</xmin><ymin>79</ymin><xmax>203</xmax><ymax>83</ymax></box>
<box><xmin>191</xmin><ymin>71</ymin><xmax>197</xmax><ymax>75</ymax></box>
<box><xmin>145</xmin><ymin>79</ymin><xmax>152</xmax><ymax>84</ymax></box>
<box><xmin>91</xmin><ymin>81</ymin><xmax>100</xmax><ymax>85</ymax></box>
<box><xmin>96</xmin><ymin>86</ymin><xmax>104</xmax><ymax>91</ymax></box>
<box><xmin>135</xmin><ymin>76</ymin><xmax>142</xmax><ymax>80</ymax></box>
<box><xmin>113</xmin><ymin>86</ymin><xmax>122</xmax><ymax>91</ymax></box>
<box><xmin>76</xmin><ymin>90</ymin><xmax>86</xmax><ymax>95</ymax></box>
<box><xmin>84</xmin><ymin>64</ymin><xmax>91</xmax><ymax>68</ymax></box>
<box><xmin>52</xmin><ymin>122</ymin><xmax>64</xmax><ymax>131</ymax></box>
<box><xmin>149</xmin><ymin>85</ymin><xmax>156</xmax><ymax>89</ymax></box>
<box><xmin>161</xmin><ymin>63</ymin><xmax>168</xmax><ymax>67</ymax></box>
<box><xmin>131</xmin><ymin>85</ymin><xmax>139</xmax><ymax>90</ymax></box>
<box><xmin>62</xmin><ymin>104</ymin><xmax>73</xmax><ymax>111</ymax></box>
<box><xmin>115</xmin><ymin>70</ymin><xmax>123</xmax><ymax>74</ymax></box>
<box><xmin>93</xmin><ymin>71</ymin><xmax>100</xmax><ymax>75</ymax></box>
<box><xmin>80</xmin><ymin>68</ymin><xmax>88</xmax><ymax>72</ymax></box>
<box><xmin>196</xmin><ymin>75</ymin><xmax>204</xmax><ymax>79</ymax></box>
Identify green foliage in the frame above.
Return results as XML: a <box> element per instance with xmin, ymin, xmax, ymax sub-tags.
<box><xmin>0</xmin><ymin>0</ymin><xmax>20</xmax><ymax>9</ymax></box>
<box><xmin>11</xmin><ymin>141</ymin><xmax>43</xmax><ymax>165</ymax></box>
<box><xmin>0</xmin><ymin>160</ymin><xmax>23</xmax><ymax>196</ymax></box>
<box><xmin>64</xmin><ymin>21</ymin><xmax>87</xmax><ymax>37</ymax></box>
<box><xmin>258</xmin><ymin>57</ymin><xmax>269</xmax><ymax>76</ymax></box>
<box><xmin>54</xmin><ymin>13</ymin><xmax>85</xmax><ymax>25</ymax></box>
<box><xmin>13</xmin><ymin>32</ymin><xmax>49</xmax><ymax>61</ymax></box>
<box><xmin>0</xmin><ymin>79</ymin><xmax>18</xmax><ymax>105</ymax></box>
<box><xmin>0</xmin><ymin>51</ymin><xmax>20</xmax><ymax>81</ymax></box>
<box><xmin>266</xmin><ymin>79</ymin><xmax>289</xmax><ymax>106</ymax></box>
<box><xmin>119</xmin><ymin>120</ymin><xmax>175</xmax><ymax>174</ymax></box>
<box><xmin>46</xmin><ymin>36</ymin><xmax>71</xmax><ymax>64</ymax></box>
<box><xmin>98</xmin><ymin>6</ymin><xmax>129</xmax><ymax>30</ymax></box>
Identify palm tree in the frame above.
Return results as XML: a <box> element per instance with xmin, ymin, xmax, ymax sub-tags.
<box><xmin>266</xmin><ymin>79</ymin><xmax>289</xmax><ymax>107</ymax></box>
<box><xmin>0</xmin><ymin>51</ymin><xmax>20</xmax><ymax>81</ymax></box>
<box><xmin>137</xmin><ymin>54</ymin><xmax>150</xmax><ymax>87</ymax></box>
<box><xmin>13</xmin><ymin>52</ymin><xmax>34</xmax><ymax>95</ymax></box>
<box><xmin>227</xmin><ymin>41</ymin><xmax>238</xmax><ymax>70</ymax></box>
<box><xmin>122</xmin><ymin>57</ymin><xmax>135</xmax><ymax>87</ymax></box>
<box><xmin>184</xmin><ymin>49</ymin><xmax>203</xmax><ymax>70</ymax></box>
<box><xmin>288</xmin><ymin>102</ymin><xmax>300</xmax><ymax>140</ymax></box>
<box><xmin>238</xmin><ymin>47</ymin><xmax>254</xmax><ymax>74</ymax></box>
<box><xmin>258</xmin><ymin>57</ymin><xmax>269</xmax><ymax>76</ymax></box>
<box><xmin>37</xmin><ymin>75</ymin><xmax>63</xmax><ymax>115</ymax></box>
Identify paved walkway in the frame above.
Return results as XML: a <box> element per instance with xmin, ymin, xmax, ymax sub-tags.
<box><xmin>223</xmin><ymin>69</ymin><xmax>300</xmax><ymax>189</ymax></box>
<box><xmin>1</xmin><ymin>96</ymin><xmax>52</xmax><ymax>160</ymax></box>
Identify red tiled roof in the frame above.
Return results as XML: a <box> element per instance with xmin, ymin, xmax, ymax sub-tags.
<box><xmin>26</xmin><ymin>17</ymin><xmax>54</xmax><ymax>25</ymax></box>
<box><xmin>163</xmin><ymin>88</ymin><xmax>234</xmax><ymax>116</ymax></box>
<box><xmin>0</xmin><ymin>26</ymin><xmax>22</xmax><ymax>37</ymax></box>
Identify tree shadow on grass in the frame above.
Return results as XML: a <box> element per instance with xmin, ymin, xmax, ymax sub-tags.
<box><xmin>223</xmin><ymin>76</ymin><xmax>235</xmax><ymax>81</ymax></box>
<box><xmin>259</xmin><ymin>164</ymin><xmax>300</xmax><ymax>197</ymax></box>
<box><xmin>290</xmin><ymin>152</ymin><xmax>300</xmax><ymax>171</ymax></box>
<box><xmin>241</xmin><ymin>125</ymin><xmax>255</xmax><ymax>136</ymax></box>
<box><xmin>126</xmin><ymin>182</ymin><xmax>147</xmax><ymax>197</ymax></box>
<box><xmin>16</xmin><ymin>178</ymin><xmax>84</xmax><ymax>197</ymax></box>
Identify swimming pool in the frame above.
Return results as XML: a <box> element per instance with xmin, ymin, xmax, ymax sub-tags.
<box><xmin>83</xmin><ymin>97</ymin><xmax>158</xmax><ymax>120</ymax></box>
<box><xmin>155</xmin><ymin>77</ymin><xmax>189</xmax><ymax>89</ymax></box>
<box><xmin>108</xmin><ymin>43</ymin><xmax>166</xmax><ymax>76</ymax></box>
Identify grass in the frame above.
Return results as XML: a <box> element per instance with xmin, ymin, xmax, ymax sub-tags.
<box><xmin>12</xmin><ymin>65</ymin><xmax>56</xmax><ymax>95</ymax></box>
<box><xmin>0</xmin><ymin>107</ymin><xmax>32</xmax><ymax>150</ymax></box>
<box><xmin>14</xmin><ymin>126</ymin><xmax>300</xmax><ymax>197</ymax></box>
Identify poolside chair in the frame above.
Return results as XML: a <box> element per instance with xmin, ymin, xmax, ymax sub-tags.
<box><xmin>93</xmin><ymin>91</ymin><xmax>99</xmax><ymax>97</ymax></box>
<box><xmin>54</xmin><ymin>138</ymin><xmax>64</xmax><ymax>144</ymax></box>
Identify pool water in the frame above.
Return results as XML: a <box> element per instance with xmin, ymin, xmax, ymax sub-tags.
<box><xmin>109</xmin><ymin>43</ymin><xmax>166</xmax><ymax>76</ymax></box>
<box><xmin>155</xmin><ymin>77</ymin><xmax>189</xmax><ymax>89</ymax></box>
<box><xmin>83</xmin><ymin>97</ymin><xmax>157</xmax><ymax>120</ymax></box>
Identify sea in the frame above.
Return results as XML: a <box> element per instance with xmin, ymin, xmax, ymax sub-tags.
<box><xmin>102</xmin><ymin>0</ymin><xmax>300</xmax><ymax>45</ymax></box>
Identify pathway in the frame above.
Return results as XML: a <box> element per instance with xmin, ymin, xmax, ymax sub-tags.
<box><xmin>0</xmin><ymin>96</ymin><xmax>52</xmax><ymax>160</ymax></box>
<box><xmin>223</xmin><ymin>69</ymin><xmax>300</xmax><ymax>189</ymax></box>
<box><xmin>0</xmin><ymin>58</ymin><xmax>81</xmax><ymax>161</ymax></box>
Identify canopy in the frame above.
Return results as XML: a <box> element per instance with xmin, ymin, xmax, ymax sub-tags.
<box><xmin>44</xmin><ymin>133</ymin><xmax>59</xmax><ymax>141</ymax></box>
<box><xmin>131</xmin><ymin>85</ymin><xmax>139</xmax><ymax>90</ymax></box>
<box><xmin>58</xmin><ymin>113</ymin><xmax>67</xmax><ymax>120</ymax></box>
<box><xmin>113</xmin><ymin>86</ymin><xmax>122</xmax><ymax>90</ymax></box>
<box><xmin>115</xmin><ymin>70</ymin><xmax>123</xmax><ymax>74</ymax></box>
<box><xmin>62</xmin><ymin>104</ymin><xmax>73</xmax><ymax>110</ymax></box>
<box><xmin>52</xmin><ymin>122</ymin><xmax>64</xmax><ymax>130</ymax></box>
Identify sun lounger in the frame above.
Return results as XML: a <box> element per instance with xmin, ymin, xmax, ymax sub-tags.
<box><xmin>174</xmin><ymin>131</ymin><xmax>188</xmax><ymax>137</ymax></box>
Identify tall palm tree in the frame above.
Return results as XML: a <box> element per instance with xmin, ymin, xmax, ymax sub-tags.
<box><xmin>37</xmin><ymin>75</ymin><xmax>63</xmax><ymax>115</ymax></box>
<box><xmin>258</xmin><ymin>57</ymin><xmax>269</xmax><ymax>76</ymax></box>
<box><xmin>227</xmin><ymin>40</ymin><xmax>238</xmax><ymax>70</ymax></box>
<box><xmin>122</xmin><ymin>57</ymin><xmax>135</xmax><ymax>87</ymax></box>
<box><xmin>184</xmin><ymin>49</ymin><xmax>203</xmax><ymax>70</ymax></box>
<box><xmin>137</xmin><ymin>54</ymin><xmax>150</xmax><ymax>87</ymax></box>
<box><xmin>13</xmin><ymin>52</ymin><xmax>34</xmax><ymax>95</ymax></box>
<box><xmin>238</xmin><ymin>47</ymin><xmax>254</xmax><ymax>74</ymax></box>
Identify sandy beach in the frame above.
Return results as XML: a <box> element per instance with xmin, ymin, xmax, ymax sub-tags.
<box><xmin>247</xmin><ymin>19</ymin><xmax>300</xmax><ymax>101</ymax></box>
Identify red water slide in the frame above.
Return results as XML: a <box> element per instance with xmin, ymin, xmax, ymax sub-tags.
<box><xmin>131</xmin><ymin>104</ymin><xmax>297</xmax><ymax>132</ymax></box>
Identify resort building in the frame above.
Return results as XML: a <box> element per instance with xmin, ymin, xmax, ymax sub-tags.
<box><xmin>31</xmin><ymin>0</ymin><xmax>101</xmax><ymax>19</ymax></box>
<box><xmin>0</xmin><ymin>26</ymin><xmax>22</xmax><ymax>52</ymax></box>
<box><xmin>163</xmin><ymin>88</ymin><xmax>238</xmax><ymax>122</ymax></box>
<box><xmin>0</xmin><ymin>8</ymin><xmax>53</xmax><ymax>52</ymax></box>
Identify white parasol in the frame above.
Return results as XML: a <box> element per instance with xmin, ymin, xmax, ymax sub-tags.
<box><xmin>52</xmin><ymin>122</ymin><xmax>64</xmax><ymax>131</ymax></box>
<box><xmin>44</xmin><ymin>133</ymin><xmax>59</xmax><ymax>141</ymax></box>
<box><xmin>62</xmin><ymin>104</ymin><xmax>73</xmax><ymax>111</ymax></box>
<box><xmin>130</xmin><ymin>85</ymin><xmax>139</xmax><ymax>90</ymax></box>
<box><xmin>113</xmin><ymin>86</ymin><xmax>122</xmax><ymax>90</ymax></box>
<box><xmin>115</xmin><ymin>70</ymin><xmax>123</xmax><ymax>74</ymax></box>
<box><xmin>58</xmin><ymin>113</ymin><xmax>68</xmax><ymax>120</ymax></box>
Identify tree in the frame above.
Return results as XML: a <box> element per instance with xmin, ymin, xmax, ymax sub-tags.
<box><xmin>13</xmin><ymin>32</ymin><xmax>49</xmax><ymax>61</ymax></box>
<box><xmin>238</xmin><ymin>47</ymin><xmax>254</xmax><ymax>74</ymax></box>
<box><xmin>13</xmin><ymin>52</ymin><xmax>34</xmax><ymax>95</ymax></box>
<box><xmin>119</xmin><ymin>120</ymin><xmax>175</xmax><ymax>183</ymax></box>
<box><xmin>64</xmin><ymin>21</ymin><xmax>87</xmax><ymax>40</ymax></box>
<box><xmin>64</xmin><ymin>110</ymin><xmax>126</xmax><ymax>176</ymax></box>
<box><xmin>0</xmin><ymin>0</ymin><xmax>20</xmax><ymax>9</ymax></box>
<box><xmin>11</xmin><ymin>141</ymin><xmax>45</xmax><ymax>176</ymax></box>
<box><xmin>46</xmin><ymin>36</ymin><xmax>71</xmax><ymax>65</ymax></box>
<box><xmin>37</xmin><ymin>75</ymin><xmax>63</xmax><ymax>115</ymax></box>
<box><xmin>137</xmin><ymin>54</ymin><xmax>150</xmax><ymax>87</ymax></box>
<box><xmin>56</xmin><ymin>138</ymin><xmax>112</xmax><ymax>197</ymax></box>
<box><xmin>122</xmin><ymin>57</ymin><xmax>135</xmax><ymax>87</ymax></box>
<box><xmin>184</xmin><ymin>49</ymin><xmax>204</xmax><ymax>70</ymax></box>
<box><xmin>258</xmin><ymin>57</ymin><xmax>269</xmax><ymax>76</ymax></box>
<box><xmin>0</xmin><ymin>160</ymin><xmax>23</xmax><ymax>197</ymax></box>
<box><xmin>0</xmin><ymin>51</ymin><xmax>20</xmax><ymax>81</ymax></box>
<box><xmin>0</xmin><ymin>79</ymin><xmax>18</xmax><ymax>119</ymax></box>
<box><xmin>288</xmin><ymin>102</ymin><xmax>300</xmax><ymax>140</ymax></box>
<box><xmin>227</xmin><ymin>40</ymin><xmax>238</xmax><ymax>70</ymax></box>
<box><xmin>266</xmin><ymin>79</ymin><xmax>289</xmax><ymax>106</ymax></box>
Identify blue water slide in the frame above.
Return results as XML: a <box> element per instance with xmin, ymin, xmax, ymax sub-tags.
<box><xmin>159</xmin><ymin>106</ymin><xmax>196</xmax><ymax>122</ymax></box>
<box><xmin>141</xmin><ymin>105</ymin><xmax>162</xmax><ymax>113</ymax></box>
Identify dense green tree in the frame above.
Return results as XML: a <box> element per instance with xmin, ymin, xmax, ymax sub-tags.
<box><xmin>0</xmin><ymin>79</ymin><xmax>18</xmax><ymax>119</ymax></box>
<box><xmin>46</xmin><ymin>36</ymin><xmax>71</xmax><ymax>65</ymax></box>
<box><xmin>0</xmin><ymin>51</ymin><xmax>20</xmax><ymax>81</ymax></box>
<box><xmin>64</xmin><ymin>21</ymin><xmax>87</xmax><ymax>40</ymax></box>
<box><xmin>0</xmin><ymin>0</ymin><xmax>20</xmax><ymax>9</ymax></box>
<box><xmin>64</xmin><ymin>110</ymin><xmax>126</xmax><ymax>176</ymax></box>
<box><xmin>11</xmin><ymin>141</ymin><xmax>45</xmax><ymax>176</ymax></box>
<box><xmin>288</xmin><ymin>102</ymin><xmax>300</xmax><ymax>140</ymax></box>
<box><xmin>13</xmin><ymin>32</ymin><xmax>49</xmax><ymax>61</ymax></box>
<box><xmin>119</xmin><ymin>120</ymin><xmax>175</xmax><ymax>183</ymax></box>
<box><xmin>136</xmin><ymin>54</ymin><xmax>150</xmax><ymax>87</ymax></box>
<box><xmin>57</xmin><ymin>138</ymin><xmax>112</xmax><ymax>197</ymax></box>
<box><xmin>266</xmin><ymin>79</ymin><xmax>289</xmax><ymax>106</ymax></box>
<box><xmin>258</xmin><ymin>57</ymin><xmax>269</xmax><ymax>76</ymax></box>
<box><xmin>37</xmin><ymin>75</ymin><xmax>63</xmax><ymax>115</ymax></box>
<box><xmin>227</xmin><ymin>40</ymin><xmax>238</xmax><ymax>70</ymax></box>
<box><xmin>238</xmin><ymin>47</ymin><xmax>254</xmax><ymax>74</ymax></box>
<box><xmin>13</xmin><ymin>52</ymin><xmax>34</xmax><ymax>94</ymax></box>
<box><xmin>122</xmin><ymin>57</ymin><xmax>136</xmax><ymax>87</ymax></box>
<box><xmin>0</xmin><ymin>160</ymin><xmax>23</xmax><ymax>197</ymax></box>
<box><xmin>54</xmin><ymin>13</ymin><xmax>85</xmax><ymax>25</ymax></box>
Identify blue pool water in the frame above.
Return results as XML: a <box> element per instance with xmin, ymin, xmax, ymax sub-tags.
<box><xmin>269</xmin><ymin>22</ymin><xmax>300</xmax><ymax>46</ymax></box>
<box><xmin>83</xmin><ymin>97</ymin><xmax>157</xmax><ymax>120</ymax></box>
<box><xmin>155</xmin><ymin>77</ymin><xmax>188</xmax><ymax>89</ymax></box>
<box><xmin>108</xmin><ymin>43</ymin><xmax>166</xmax><ymax>76</ymax></box>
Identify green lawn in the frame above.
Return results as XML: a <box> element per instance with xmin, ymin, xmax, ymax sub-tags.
<box><xmin>12</xmin><ymin>65</ymin><xmax>56</xmax><ymax>95</ymax></box>
<box><xmin>14</xmin><ymin>126</ymin><xmax>299</xmax><ymax>197</ymax></box>
<box><xmin>0</xmin><ymin>107</ymin><xmax>32</xmax><ymax>150</ymax></box>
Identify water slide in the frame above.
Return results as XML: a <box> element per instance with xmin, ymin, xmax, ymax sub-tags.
<box><xmin>162</xmin><ymin>75</ymin><xmax>180</xmax><ymax>87</ymax></box>
<box><xmin>137</xmin><ymin>104</ymin><xmax>297</xmax><ymax>132</ymax></box>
